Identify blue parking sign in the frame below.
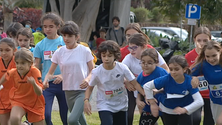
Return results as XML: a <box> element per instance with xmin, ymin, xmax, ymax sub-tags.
<box><xmin>185</xmin><ymin>4</ymin><xmax>201</xmax><ymax>19</ymax></box>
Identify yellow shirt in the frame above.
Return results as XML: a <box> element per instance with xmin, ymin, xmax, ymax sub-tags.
<box><xmin>80</xmin><ymin>42</ymin><xmax>97</xmax><ymax>64</ymax></box>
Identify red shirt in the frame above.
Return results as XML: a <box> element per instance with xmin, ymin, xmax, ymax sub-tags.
<box><xmin>185</xmin><ymin>49</ymin><xmax>210</xmax><ymax>98</ymax></box>
<box><xmin>119</xmin><ymin>44</ymin><xmax>154</xmax><ymax>62</ymax></box>
<box><xmin>96</xmin><ymin>38</ymin><xmax>106</xmax><ymax>48</ymax></box>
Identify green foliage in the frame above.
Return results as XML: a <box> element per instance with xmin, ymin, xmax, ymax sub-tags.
<box><xmin>151</xmin><ymin>7</ymin><xmax>162</xmax><ymax>23</ymax></box>
<box><xmin>17</xmin><ymin>0</ymin><xmax>44</xmax><ymax>9</ymax></box>
<box><xmin>152</xmin><ymin>0</ymin><xmax>222</xmax><ymax>25</ymax></box>
<box><xmin>134</xmin><ymin>7</ymin><xmax>149</xmax><ymax>22</ymax></box>
<box><xmin>130</xmin><ymin>7</ymin><xmax>136</xmax><ymax>12</ymax></box>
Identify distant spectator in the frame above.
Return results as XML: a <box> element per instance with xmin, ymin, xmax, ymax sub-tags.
<box><xmin>21</xmin><ymin>20</ymin><xmax>35</xmax><ymax>33</ymax></box>
<box><xmin>6</xmin><ymin>22</ymin><xmax>24</xmax><ymax>46</ymax></box>
<box><xmin>96</xmin><ymin>28</ymin><xmax>106</xmax><ymax>48</ymax></box>
<box><xmin>0</xmin><ymin>26</ymin><xmax>7</xmax><ymax>40</ymax></box>
<box><xmin>106</xmin><ymin>16</ymin><xmax>125</xmax><ymax>47</ymax></box>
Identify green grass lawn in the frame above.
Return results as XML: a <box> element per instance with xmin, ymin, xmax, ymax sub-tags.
<box><xmin>23</xmin><ymin>111</ymin><xmax>203</xmax><ymax>125</ymax></box>
<box><xmin>50</xmin><ymin>111</ymin><xmax>164</xmax><ymax>125</ymax></box>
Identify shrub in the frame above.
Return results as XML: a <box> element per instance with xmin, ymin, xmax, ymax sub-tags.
<box><xmin>134</xmin><ymin>7</ymin><xmax>149</xmax><ymax>22</ymax></box>
<box><xmin>151</xmin><ymin>7</ymin><xmax>162</xmax><ymax>23</ymax></box>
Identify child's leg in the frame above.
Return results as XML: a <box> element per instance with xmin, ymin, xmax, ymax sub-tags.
<box><xmin>210</xmin><ymin>101</ymin><xmax>222</xmax><ymax>123</ymax></box>
<box><xmin>191</xmin><ymin>107</ymin><xmax>202</xmax><ymax>125</ymax></box>
<box><xmin>162</xmin><ymin>112</ymin><xmax>178</xmax><ymax>125</ymax></box>
<box><xmin>127</xmin><ymin>90</ymin><xmax>136</xmax><ymax>125</ymax></box>
<box><xmin>203</xmin><ymin>98</ymin><xmax>214</xmax><ymax>125</ymax></box>
<box><xmin>216</xmin><ymin>111</ymin><xmax>222</xmax><ymax>125</ymax></box>
<box><xmin>43</xmin><ymin>82</ymin><xmax>56</xmax><ymax>125</ymax></box>
<box><xmin>65</xmin><ymin>90</ymin><xmax>86</xmax><ymax>125</ymax></box>
<box><xmin>139</xmin><ymin>111</ymin><xmax>159</xmax><ymax>125</ymax></box>
<box><xmin>178</xmin><ymin>114</ymin><xmax>192</xmax><ymax>125</ymax></box>
<box><xmin>55</xmin><ymin>82</ymin><xmax>68</xmax><ymax>125</ymax></box>
<box><xmin>0</xmin><ymin>112</ymin><xmax>10</xmax><ymax>125</ymax></box>
<box><xmin>113</xmin><ymin>111</ymin><xmax>127</xmax><ymax>125</ymax></box>
<box><xmin>98</xmin><ymin>111</ymin><xmax>113</xmax><ymax>125</ymax></box>
<box><xmin>9</xmin><ymin>106</ymin><xmax>26</xmax><ymax>125</ymax></box>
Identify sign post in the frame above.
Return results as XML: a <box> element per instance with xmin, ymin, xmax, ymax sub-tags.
<box><xmin>185</xmin><ymin>4</ymin><xmax>201</xmax><ymax>51</ymax></box>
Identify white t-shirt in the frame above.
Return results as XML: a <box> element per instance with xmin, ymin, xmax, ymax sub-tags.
<box><xmin>89</xmin><ymin>62</ymin><xmax>135</xmax><ymax>113</ymax></box>
<box><xmin>122</xmin><ymin>53</ymin><xmax>166</xmax><ymax>76</ymax></box>
<box><xmin>51</xmin><ymin>44</ymin><xmax>94</xmax><ymax>90</ymax></box>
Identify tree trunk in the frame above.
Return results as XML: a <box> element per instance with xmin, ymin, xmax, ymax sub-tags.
<box><xmin>49</xmin><ymin>0</ymin><xmax>59</xmax><ymax>15</ymax></box>
<box><xmin>2</xmin><ymin>0</ymin><xmax>19</xmax><ymax>31</ymax></box>
<box><xmin>62</xmin><ymin>0</ymin><xmax>75</xmax><ymax>21</ymax></box>
<box><xmin>109</xmin><ymin>0</ymin><xmax>131</xmax><ymax>28</ymax></box>
<box><xmin>72</xmin><ymin>0</ymin><xmax>101</xmax><ymax>43</ymax></box>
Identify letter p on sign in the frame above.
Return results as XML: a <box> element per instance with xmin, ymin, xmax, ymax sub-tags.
<box><xmin>185</xmin><ymin>4</ymin><xmax>201</xmax><ymax>19</ymax></box>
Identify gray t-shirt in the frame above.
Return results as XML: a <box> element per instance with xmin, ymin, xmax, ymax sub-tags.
<box><xmin>106</xmin><ymin>27</ymin><xmax>125</xmax><ymax>46</ymax></box>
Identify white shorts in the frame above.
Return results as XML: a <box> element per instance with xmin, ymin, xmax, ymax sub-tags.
<box><xmin>210</xmin><ymin>101</ymin><xmax>222</xmax><ymax>123</ymax></box>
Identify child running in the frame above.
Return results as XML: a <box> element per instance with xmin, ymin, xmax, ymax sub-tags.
<box><xmin>34</xmin><ymin>12</ymin><xmax>68</xmax><ymax>125</ymax></box>
<box><xmin>0</xmin><ymin>48</ymin><xmax>45</xmax><ymax>125</ymax></box>
<box><xmin>144</xmin><ymin>55</ymin><xmax>204</xmax><ymax>125</ymax></box>
<box><xmin>0</xmin><ymin>38</ymin><xmax>16</xmax><ymax>125</ymax></box>
<box><xmin>84</xmin><ymin>40</ymin><xmax>145</xmax><ymax>125</ymax></box>
<box><xmin>191</xmin><ymin>41</ymin><xmax>222</xmax><ymax>125</ymax></box>
<box><xmin>137</xmin><ymin>48</ymin><xmax>168</xmax><ymax>125</ymax></box>
<box><xmin>43</xmin><ymin>21</ymin><xmax>94</xmax><ymax>125</ymax></box>
<box><xmin>17</xmin><ymin>28</ymin><xmax>35</xmax><ymax>52</ymax></box>
<box><xmin>185</xmin><ymin>27</ymin><xmax>214</xmax><ymax>125</ymax></box>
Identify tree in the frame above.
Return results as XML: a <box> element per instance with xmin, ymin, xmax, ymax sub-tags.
<box><xmin>152</xmin><ymin>0</ymin><xmax>222</xmax><ymax>24</ymax></box>
<box><xmin>0</xmin><ymin>0</ymin><xmax>44</xmax><ymax>31</ymax></box>
<box><xmin>44</xmin><ymin>0</ymin><xmax>101</xmax><ymax>43</ymax></box>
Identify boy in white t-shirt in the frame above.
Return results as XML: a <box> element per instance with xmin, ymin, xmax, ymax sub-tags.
<box><xmin>84</xmin><ymin>40</ymin><xmax>145</xmax><ymax>125</ymax></box>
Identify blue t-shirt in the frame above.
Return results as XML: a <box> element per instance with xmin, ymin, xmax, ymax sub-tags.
<box><xmin>137</xmin><ymin>66</ymin><xmax>168</xmax><ymax>112</ymax></box>
<box><xmin>192</xmin><ymin>61</ymin><xmax>222</xmax><ymax>104</ymax></box>
<box><xmin>154</xmin><ymin>74</ymin><xmax>199</xmax><ymax>109</ymax></box>
<box><xmin>33</xmin><ymin>36</ymin><xmax>65</xmax><ymax>80</ymax></box>
<box><xmin>17</xmin><ymin>46</ymin><xmax>35</xmax><ymax>53</ymax></box>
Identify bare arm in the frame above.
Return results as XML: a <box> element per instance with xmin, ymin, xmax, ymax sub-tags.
<box><xmin>160</xmin><ymin>63</ymin><xmax>170</xmax><ymax>73</ymax></box>
<box><xmin>130</xmin><ymin>79</ymin><xmax>145</xmax><ymax>96</ymax></box>
<box><xmin>43</xmin><ymin>62</ymin><xmax>58</xmax><ymax>89</ymax></box>
<box><xmin>80</xmin><ymin>60</ymin><xmax>94</xmax><ymax>89</ymax></box>
<box><xmin>84</xmin><ymin>86</ymin><xmax>94</xmax><ymax>115</ymax></box>
<box><xmin>0</xmin><ymin>74</ymin><xmax>6</xmax><ymax>85</ymax></box>
<box><xmin>34</xmin><ymin>58</ymin><xmax>42</xmax><ymax>70</ymax></box>
<box><xmin>27</xmin><ymin>77</ymin><xmax>42</xmax><ymax>96</ymax></box>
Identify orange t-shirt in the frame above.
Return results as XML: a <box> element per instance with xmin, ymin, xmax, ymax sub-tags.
<box><xmin>5</xmin><ymin>66</ymin><xmax>45</xmax><ymax>115</ymax></box>
<box><xmin>0</xmin><ymin>57</ymin><xmax>16</xmax><ymax>112</ymax></box>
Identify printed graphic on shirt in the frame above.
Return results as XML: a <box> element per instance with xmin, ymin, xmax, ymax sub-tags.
<box><xmin>166</xmin><ymin>90</ymin><xmax>189</xmax><ymax>99</ymax></box>
<box><xmin>105</xmin><ymin>87</ymin><xmax>124</xmax><ymax>99</ymax></box>
<box><xmin>198</xmin><ymin>76</ymin><xmax>208</xmax><ymax>91</ymax></box>
<box><xmin>209</xmin><ymin>84</ymin><xmax>222</xmax><ymax>98</ymax></box>
<box><xmin>44</xmin><ymin>51</ymin><xmax>55</xmax><ymax>60</ymax></box>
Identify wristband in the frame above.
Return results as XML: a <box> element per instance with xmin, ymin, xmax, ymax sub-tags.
<box><xmin>84</xmin><ymin>98</ymin><xmax>89</xmax><ymax>101</ymax></box>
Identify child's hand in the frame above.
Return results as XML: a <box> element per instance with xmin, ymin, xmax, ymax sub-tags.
<box><xmin>27</xmin><ymin>77</ymin><xmax>36</xmax><ymax>85</ymax></box>
<box><xmin>84</xmin><ymin>100</ymin><xmax>92</xmax><ymax>115</ymax></box>
<box><xmin>191</xmin><ymin>77</ymin><xmax>199</xmax><ymax>88</ymax></box>
<box><xmin>125</xmin><ymin>81</ymin><xmax>136</xmax><ymax>91</ymax></box>
<box><xmin>149</xmin><ymin>101</ymin><xmax>159</xmax><ymax>117</ymax></box>
<box><xmin>43</xmin><ymin>80</ymin><xmax>49</xmax><ymax>90</ymax></box>
<box><xmin>80</xmin><ymin>78</ymin><xmax>89</xmax><ymax>89</ymax></box>
<box><xmin>136</xmin><ymin>100</ymin><xmax>146</xmax><ymax>110</ymax></box>
<box><xmin>52</xmin><ymin>75</ymin><xmax>63</xmax><ymax>84</ymax></box>
<box><xmin>173</xmin><ymin>107</ymin><xmax>187</xmax><ymax>115</ymax></box>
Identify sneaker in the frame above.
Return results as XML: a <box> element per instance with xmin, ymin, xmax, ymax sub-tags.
<box><xmin>23</xmin><ymin>120</ymin><xmax>31</xmax><ymax>125</ymax></box>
